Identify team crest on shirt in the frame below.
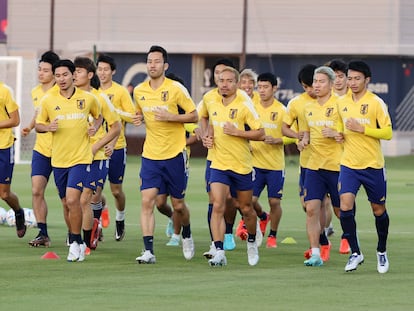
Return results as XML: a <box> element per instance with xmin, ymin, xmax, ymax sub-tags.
<box><xmin>77</xmin><ymin>99</ymin><xmax>85</xmax><ymax>110</ymax></box>
<box><xmin>360</xmin><ymin>104</ymin><xmax>368</xmax><ymax>115</ymax></box>
<box><xmin>270</xmin><ymin>112</ymin><xmax>278</xmax><ymax>121</ymax></box>
<box><xmin>229</xmin><ymin>109</ymin><xmax>238</xmax><ymax>119</ymax></box>
<box><xmin>325</xmin><ymin>107</ymin><xmax>334</xmax><ymax>117</ymax></box>
<box><xmin>161</xmin><ymin>91</ymin><xmax>169</xmax><ymax>102</ymax></box>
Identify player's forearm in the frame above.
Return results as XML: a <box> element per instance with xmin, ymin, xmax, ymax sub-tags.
<box><xmin>364</xmin><ymin>126</ymin><xmax>392</xmax><ymax>140</ymax></box>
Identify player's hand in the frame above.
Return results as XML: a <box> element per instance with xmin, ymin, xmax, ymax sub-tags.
<box><xmin>202</xmin><ymin>135</ymin><xmax>214</xmax><ymax>149</ymax></box>
<box><xmin>104</xmin><ymin>144</ymin><xmax>114</xmax><ymax>157</ymax></box>
<box><xmin>321</xmin><ymin>126</ymin><xmax>336</xmax><ymax>138</ymax></box>
<box><xmin>335</xmin><ymin>132</ymin><xmax>344</xmax><ymax>143</ymax></box>
<box><xmin>49</xmin><ymin>118</ymin><xmax>58</xmax><ymax>132</ymax></box>
<box><xmin>345</xmin><ymin>117</ymin><xmax>364</xmax><ymax>133</ymax></box>
<box><xmin>21</xmin><ymin>127</ymin><xmax>31</xmax><ymax>137</ymax></box>
<box><xmin>154</xmin><ymin>107</ymin><xmax>171</xmax><ymax>121</ymax></box>
<box><xmin>194</xmin><ymin>127</ymin><xmax>202</xmax><ymax>141</ymax></box>
<box><xmin>132</xmin><ymin>112</ymin><xmax>144</xmax><ymax>126</ymax></box>
<box><xmin>223</xmin><ymin>122</ymin><xmax>237</xmax><ymax>136</ymax></box>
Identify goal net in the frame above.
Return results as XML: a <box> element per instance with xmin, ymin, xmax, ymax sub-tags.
<box><xmin>0</xmin><ymin>56</ymin><xmax>37</xmax><ymax>164</ymax></box>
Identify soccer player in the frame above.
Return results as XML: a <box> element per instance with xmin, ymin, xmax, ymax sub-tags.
<box><xmin>73</xmin><ymin>56</ymin><xmax>121</xmax><ymax>252</ymax></box>
<box><xmin>0</xmin><ymin>81</ymin><xmax>26</xmax><ymax>238</ymax></box>
<box><xmin>200</xmin><ymin>58</ymin><xmax>240</xmax><ymax>258</ymax></box>
<box><xmin>21</xmin><ymin>51</ymin><xmax>60</xmax><ymax>247</ymax></box>
<box><xmin>35</xmin><ymin>59</ymin><xmax>101</xmax><ymax>262</ymax></box>
<box><xmin>336</xmin><ymin>60</ymin><xmax>392</xmax><ymax>273</ymax></box>
<box><xmin>250</xmin><ymin>72</ymin><xmax>295</xmax><ymax>248</ymax></box>
<box><xmin>96</xmin><ymin>54</ymin><xmax>136</xmax><ymax>241</ymax></box>
<box><xmin>199</xmin><ymin>66</ymin><xmax>265</xmax><ymax>267</ymax></box>
<box><xmin>299</xmin><ymin>66</ymin><xmax>342</xmax><ymax>266</ymax></box>
<box><xmin>133</xmin><ymin>45</ymin><xmax>198</xmax><ymax>264</ymax></box>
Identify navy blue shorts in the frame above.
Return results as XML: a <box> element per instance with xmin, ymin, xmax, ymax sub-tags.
<box><xmin>0</xmin><ymin>146</ymin><xmax>14</xmax><ymax>184</ymax></box>
<box><xmin>209</xmin><ymin>168</ymin><xmax>253</xmax><ymax>192</ymax></box>
<box><xmin>31</xmin><ymin>150</ymin><xmax>52</xmax><ymax>179</ymax></box>
<box><xmin>304</xmin><ymin>168</ymin><xmax>340</xmax><ymax>207</ymax></box>
<box><xmin>253</xmin><ymin>167</ymin><xmax>285</xmax><ymax>199</ymax></box>
<box><xmin>108</xmin><ymin>148</ymin><xmax>126</xmax><ymax>184</ymax></box>
<box><xmin>53</xmin><ymin>164</ymin><xmax>91</xmax><ymax>199</ymax></box>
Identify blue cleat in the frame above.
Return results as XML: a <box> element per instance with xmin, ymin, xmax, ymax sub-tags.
<box><xmin>304</xmin><ymin>254</ymin><xmax>323</xmax><ymax>267</ymax></box>
<box><xmin>223</xmin><ymin>233</ymin><xmax>236</xmax><ymax>251</ymax></box>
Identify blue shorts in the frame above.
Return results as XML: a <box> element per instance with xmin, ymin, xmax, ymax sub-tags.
<box><xmin>83</xmin><ymin>161</ymin><xmax>99</xmax><ymax>191</ymax></box>
<box><xmin>53</xmin><ymin>164</ymin><xmax>91</xmax><ymax>199</ymax></box>
<box><xmin>304</xmin><ymin>169</ymin><xmax>340</xmax><ymax>207</ymax></box>
<box><xmin>140</xmin><ymin>151</ymin><xmax>188</xmax><ymax>199</ymax></box>
<box><xmin>299</xmin><ymin>166</ymin><xmax>307</xmax><ymax>196</ymax></box>
<box><xmin>108</xmin><ymin>148</ymin><xmax>126</xmax><ymax>184</ymax></box>
<box><xmin>96</xmin><ymin>159</ymin><xmax>109</xmax><ymax>189</ymax></box>
<box><xmin>31</xmin><ymin>150</ymin><xmax>52</xmax><ymax>179</ymax></box>
<box><xmin>209</xmin><ymin>168</ymin><xmax>253</xmax><ymax>192</ymax></box>
<box><xmin>253</xmin><ymin>167</ymin><xmax>285</xmax><ymax>199</ymax></box>
<box><xmin>339</xmin><ymin>165</ymin><xmax>387</xmax><ymax>205</ymax></box>
<box><xmin>205</xmin><ymin>160</ymin><xmax>212</xmax><ymax>193</ymax></box>
<box><xmin>0</xmin><ymin>146</ymin><xmax>14</xmax><ymax>184</ymax></box>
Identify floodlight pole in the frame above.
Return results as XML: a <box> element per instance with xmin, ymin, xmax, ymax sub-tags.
<box><xmin>240</xmin><ymin>0</ymin><xmax>247</xmax><ymax>70</ymax></box>
<box><xmin>49</xmin><ymin>0</ymin><xmax>55</xmax><ymax>51</ymax></box>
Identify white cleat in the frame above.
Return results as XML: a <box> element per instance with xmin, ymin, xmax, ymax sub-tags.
<box><xmin>182</xmin><ymin>236</ymin><xmax>195</xmax><ymax>260</ymax></box>
<box><xmin>345</xmin><ymin>252</ymin><xmax>364</xmax><ymax>272</ymax></box>
<box><xmin>377</xmin><ymin>251</ymin><xmax>389</xmax><ymax>274</ymax></box>
<box><xmin>247</xmin><ymin>241</ymin><xmax>259</xmax><ymax>266</ymax></box>
<box><xmin>136</xmin><ymin>250</ymin><xmax>156</xmax><ymax>264</ymax></box>
<box><xmin>208</xmin><ymin>250</ymin><xmax>227</xmax><ymax>267</ymax></box>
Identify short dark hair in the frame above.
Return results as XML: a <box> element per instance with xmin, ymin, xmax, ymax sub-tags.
<box><xmin>74</xmin><ymin>57</ymin><xmax>96</xmax><ymax>73</ymax></box>
<box><xmin>213</xmin><ymin>58</ymin><xmax>235</xmax><ymax>71</ymax></box>
<box><xmin>328</xmin><ymin>59</ymin><xmax>348</xmax><ymax>74</ymax></box>
<box><xmin>257</xmin><ymin>72</ymin><xmax>277</xmax><ymax>87</ymax></box>
<box><xmin>298</xmin><ymin>64</ymin><xmax>317</xmax><ymax>86</ymax></box>
<box><xmin>348</xmin><ymin>60</ymin><xmax>372</xmax><ymax>78</ymax></box>
<box><xmin>96</xmin><ymin>54</ymin><xmax>116</xmax><ymax>71</ymax></box>
<box><xmin>166</xmin><ymin>72</ymin><xmax>185</xmax><ymax>85</ymax></box>
<box><xmin>148</xmin><ymin>45</ymin><xmax>168</xmax><ymax>63</ymax></box>
<box><xmin>52</xmin><ymin>59</ymin><xmax>75</xmax><ymax>74</ymax></box>
<box><xmin>40</xmin><ymin>51</ymin><xmax>60</xmax><ymax>66</ymax></box>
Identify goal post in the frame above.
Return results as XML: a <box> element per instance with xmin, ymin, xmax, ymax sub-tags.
<box><xmin>0</xmin><ymin>56</ymin><xmax>37</xmax><ymax>164</ymax></box>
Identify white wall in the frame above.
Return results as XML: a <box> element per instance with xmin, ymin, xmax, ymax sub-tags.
<box><xmin>5</xmin><ymin>0</ymin><xmax>414</xmax><ymax>56</ymax></box>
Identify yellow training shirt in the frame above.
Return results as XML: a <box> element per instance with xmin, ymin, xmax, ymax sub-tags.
<box><xmin>134</xmin><ymin>77</ymin><xmax>196</xmax><ymax>160</ymax></box>
<box><xmin>251</xmin><ymin>99</ymin><xmax>288</xmax><ymax>171</ymax></box>
<box><xmin>198</xmin><ymin>90</ymin><xmax>262</xmax><ymax>175</ymax></box>
<box><xmin>284</xmin><ymin>92</ymin><xmax>315</xmax><ymax>168</ymax></box>
<box><xmin>337</xmin><ymin>90</ymin><xmax>392</xmax><ymax>169</ymax></box>
<box><xmin>90</xmin><ymin>89</ymin><xmax>121</xmax><ymax>160</ymax></box>
<box><xmin>0</xmin><ymin>82</ymin><xmax>18</xmax><ymax>149</ymax></box>
<box><xmin>31</xmin><ymin>84</ymin><xmax>59</xmax><ymax>157</ymax></box>
<box><xmin>99</xmin><ymin>81</ymin><xmax>136</xmax><ymax>150</ymax></box>
<box><xmin>36</xmin><ymin>88</ymin><xmax>101</xmax><ymax>168</ymax></box>
<box><xmin>303</xmin><ymin>94</ymin><xmax>342</xmax><ymax>171</ymax></box>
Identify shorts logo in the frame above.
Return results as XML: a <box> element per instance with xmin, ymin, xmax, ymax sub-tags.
<box><xmin>360</xmin><ymin>104</ymin><xmax>368</xmax><ymax>115</ymax></box>
<box><xmin>229</xmin><ymin>109</ymin><xmax>238</xmax><ymax>119</ymax></box>
<box><xmin>77</xmin><ymin>99</ymin><xmax>85</xmax><ymax>110</ymax></box>
<box><xmin>270</xmin><ymin>111</ymin><xmax>278</xmax><ymax>121</ymax></box>
<box><xmin>77</xmin><ymin>182</ymin><xmax>83</xmax><ymax>188</ymax></box>
<box><xmin>325</xmin><ymin>107</ymin><xmax>334</xmax><ymax>117</ymax></box>
<box><xmin>161</xmin><ymin>91</ymin><xmax>169</xmax><ymax>102</ymax></box>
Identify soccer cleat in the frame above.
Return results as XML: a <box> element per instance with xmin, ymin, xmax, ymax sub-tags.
<box><xmin>29</xmin><ymin>234</ymin><xmax>51</xmax><ymax>247</ymax></box>
<box><xmin>84</xmin><ymin>246</ymin><xmax>91</xmax><ymax>256</ymax></box>
<box><xmin>203</xmin><ymin>242</ymin><xmax>217</xmax><ymax>259</ymax></box>
<box><xmin>255</xmin><ymin>221</ymin><xmax>263</xmax><ymax>247</ymax></box>
<box><xmin>339</xmin><ymin>238</ymin><xmax>351</xmax><ymax>254</ymax></box>
<box><xmin>304</xmin><ymin>248</ymin><xmax>312</xmax><ymax>259</ymax></box>
<box><xmin>166</xmin><ymin>235</ymin><xmax>180</xmax><ymax>246</ymax></box>
<box><xmin>325</xmin><ymin>226</ymin><xmax>335</xmax><ymax>237</ymax></box>
<box><xmin>101</xmin><ymin>206</ymin><xmax>110</xmax><ymax>228</ymax></box>
<box><xmin>377</xmin><ymin>251</ymin><xmax>389</xmax><ymax>274</ymax></box>
<box><xmin>259</xmin><ymin>213</ymin><xmax>270</xmax><ymax>235</ymax></box>
<box><xmin>78</xmin><ymin>243</ymin><xmax>86</xmax><ymax>262</ymax></box>
<box><xmin>165</xmin><ymin>219</ymin><xmax>173</xmax><ymax>238</ymax></box>
<box><xmin>247</xmin><ymin>241</ymin><xmax>259</xmax><ymax>266</ymax></box>
<box><xmin>65</xmin><ymin>232</ymin><xmax>70</xmax><ymax>247</ymax></box>
<box><xmin>15</xmin><ymin>210</ymin><xmax>26</xmax><ymax>238</ymax></box>
<box><xmin>208</xmin><ymin>250</ymin><xmax>227</xmax><ymax>267</ymax></box>
<box><xmin>236</xmin><ymin>219</ymin><xmax>248</xmax><ymax>241</ymax></box>
<box><xmin>320</xmin><ymin>242</ymin><xmax>332</xmax><ymax>262</ymax></box>
<box><xmin>98</xmin><ymin>223</ymin><xmax>104</xmax><ymax>242</ymax></box>
<box><xmin>304</xmin><ymin>254</ymin><xmax>323</xmax><ymax>267</ymax></box>
<box><xmin>115</xmin><ymin>220</ymin><xmax>125</xmax><ymax>241</ymax></box>
<box><xmin>345</xmin><ymin>252</ymin><xmax>364</xmax><ymax>272</ymax></box>
<box><xmin>90</xmin><ymin>218</ymin><xmax>100</xmax><ymax>250</ymax></box>
<box><xmin>67</xmin><ymin>242</ymin><xmax>81</xmax><ymax>262</ymax></box>
<box><xmin>266</xmin><ymin>236</ymin><xmax>277</xmax><ymax>248</ymax></box>
<box><xmin>223</xmin><ymin>233</ymin><xmax>236</xmax><ymax>251</ymax></box>
<box><xmin>136</xmin><ymin>250</ymin><xmax>156</xmax><ymax>264</ymax></box>
<box><xmin>182</xmin><ymin>236</ymin><xmax>195</xmax><ymax>260</ymax></box>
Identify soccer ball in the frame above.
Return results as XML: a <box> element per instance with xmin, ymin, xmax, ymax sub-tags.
<box><xmin>6</xmin><ymin>209</ymin><xmax>15</xmax><ymax>227</ymax></box>
<box><xmin>24</xmin><ymin>208</ymin><xmax>37</xmax><ymax>228</ymax></box>
<box><xmin>0</xmin><ymin>206</ymin><xmax>7</xmax><ymax>225</ymax></box>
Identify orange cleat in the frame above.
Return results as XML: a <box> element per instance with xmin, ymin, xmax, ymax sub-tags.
<box><xmin>85</xmin><ymin>246</ymin><xmax>91</xmax><ymax>256</ymax></box>
<box><xmin>266</xmin><ymin>236</ymin><xmax>277</xmax><ymax>248</ymax></box>
<box><xmin>101</xmin><ymin>206</ymin><xmax>110</xmax><ymax>228</ymax></box>
<box><xmin>236</xmin><ymin>219</ymin><xmax>248</xmax><ymax>241</ymax></box>
<box><xmin>259</xmin><ymin>213</ymin><xmax>270</xmax><ymax>235</ymax></box>
<box><xmin>304</xmin><ymin>248</ymin><xmax>312</xmax><ymax>259</ymax></box>
<box><xmin>320</xmin><ymin>242</ymin><xmax>332</xmax><ymax>262</ymax></box>
<box><xmin>339</xmin><ymin>238</ymin><xmax>351</xmax><ymax>254</ymax></box>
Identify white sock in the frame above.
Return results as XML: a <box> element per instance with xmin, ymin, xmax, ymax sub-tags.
<box><xmin>312</xmin><ymin>247</ymin><xmax>320</xmax><ymax>256</ymax></box>
<box><xmin>116</xmin><ymin>210</ymin><xmax>125</xmax><ymax>221</ymax></box>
